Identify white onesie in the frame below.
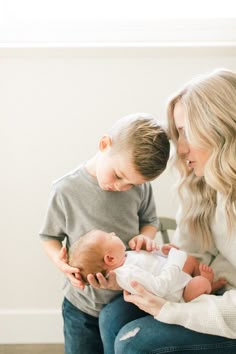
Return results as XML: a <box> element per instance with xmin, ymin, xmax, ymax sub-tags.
<box><xmin>114</xmin><ymin>248</ymin><xmax>192</xmax><ymax>302</ymax></box>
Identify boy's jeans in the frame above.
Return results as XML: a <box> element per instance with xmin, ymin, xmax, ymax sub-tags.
<box><xmin>62</xmin><ymin>297</ymin><xmax>103</xmax><ymax>354</ymax></box>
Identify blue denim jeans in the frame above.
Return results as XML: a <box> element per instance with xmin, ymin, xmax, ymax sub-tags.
<box><xmin>62</xmin><ymin>297</ymin><xmax>103</xmax><ymax>354</ymax></box>
<box><xmin>99</xmin><ymin>294</ymin><xmax>147</xmax><ymax>354</ymax></box>
<box><xmin>99</xmin><ymin>295</ymin><xmax>236</xmax><ymax>354</ymax></box>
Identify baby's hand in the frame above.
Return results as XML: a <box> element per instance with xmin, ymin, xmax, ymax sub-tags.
<box><xmin>56</xmin><ymin>246</ymin><xmax>86</xmax><ymax>289</ymax></box>
<box><xmin>161</xmin><ymin>243</ymin><xmax>179</xmax><ymax>255</ymax></box>
<box><xmin>129</xmin><ymin>234</ymin><xmax>159</xmax><ymax>252</ymax></box>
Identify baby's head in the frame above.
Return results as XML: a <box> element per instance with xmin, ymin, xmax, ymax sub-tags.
<box><xmin>69</xmin><ymin>229</ymin><xmax>126</xmax><ymax>284</ymax></box>
<box><xmin>95</xmin><ymin>114</ymin><xmax>170</xmax><ymax>192</ymax></box>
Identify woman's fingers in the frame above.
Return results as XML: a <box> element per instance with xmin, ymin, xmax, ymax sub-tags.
<box><xmin>123</xmin><ymin>281</ymin><xmax>166</xmax><ymax>316</ymax></box>
<box><xmin>124</xmin><ymin>281</ymin><xmax>148</xmax><ymax>300</ymax></box>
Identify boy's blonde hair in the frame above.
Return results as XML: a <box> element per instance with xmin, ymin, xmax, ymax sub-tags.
<box><xmin>167</xmin><ymin>69</ymin><xmax>236</xmax><ymax>251</ymax></box>
<box><xmin>108</xmin><ymin>113</ymin><xmax>170</xmax><ymax>180</ymax></box>
<box><xmin>69</xmin><ymin>230</ymin><xmax>107</xmax><ymax>283</ymax></box>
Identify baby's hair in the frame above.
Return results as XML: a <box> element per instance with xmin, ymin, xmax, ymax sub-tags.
<box><xmin>108</xmin><ymin>113</ymin><xmax>170</xmax><ymax>180</ymax></box>
<box><xmin>69</xmin><ymin>230</ymin><xmax>107</xmax><ymax>283</ymax></box>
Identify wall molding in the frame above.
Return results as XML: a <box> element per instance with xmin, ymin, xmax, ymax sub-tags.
<box><xmin>0</xmin><ymin>309</ymin><xmax>63</xmax><ymax>344</ymax></box>
<box><xmin>0</xmin><ymin>19</ymin><xmax>236</xmax><ymax>47</ymax></box>
<box><xmin>0</xmin><ymin>46</ymin><xmax>236</xmax><ymax>59</ymax></box>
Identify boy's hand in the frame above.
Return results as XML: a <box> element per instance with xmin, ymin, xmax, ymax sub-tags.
<box><xmin>129</xmin><ymin>234</ymin><xmax>158</xmax><ymax>252</ymax></box>
<box><xmin>161</xmin><ymin>243</ymin><xmax>179</xmax><ymax>255</ymax></box>
<box><xmin>87</xmin><ymin>271</ymin><xmax>122</xmax><ymax>291</ymax></box>
<box><xmin>56</xmin><ymin>246</ymin><xmax>85</xmax><ymax>289</ymax></box>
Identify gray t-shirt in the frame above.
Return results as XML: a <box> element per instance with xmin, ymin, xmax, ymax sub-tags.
<box><xmin>39</xmin><ymin>164</ymin><xmax>159</xmax><ymax>317</ymax></box>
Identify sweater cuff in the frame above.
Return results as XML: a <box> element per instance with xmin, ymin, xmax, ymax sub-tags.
<box><xmin>154</xmin><ymin>301</ymin><xmax>182</xmax><ymax>323</ymax></box>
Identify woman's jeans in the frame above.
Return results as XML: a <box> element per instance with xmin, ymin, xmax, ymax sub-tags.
<box><xmin>99</xmin><ymin>295</ymin><xmax>236</xmax><ymax>354</ymax></box>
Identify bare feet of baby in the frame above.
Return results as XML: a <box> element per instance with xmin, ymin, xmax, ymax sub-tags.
<box><xmin>199</xmin><ymin>263</ymin><xmax>214</xmax><ymax>283</ymax></box>
<box><xmin>199</xmin><ymin>263</ymin><xmax>227</xmax><ymax>293</ymax></box>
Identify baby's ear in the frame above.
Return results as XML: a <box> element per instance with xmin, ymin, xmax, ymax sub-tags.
<box><xmin>104</xmin><ymin>254</ymin><xmax>115</xmax><ymax>265</ymax></box>
<box><xmin>99</xmin><ymin>135</ymin><xmax>112</xmax><ymax>152</ymax></box>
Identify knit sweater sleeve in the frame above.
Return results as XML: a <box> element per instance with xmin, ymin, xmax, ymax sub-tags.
<box><xmin>156</xmin><ymin>288</ymin><xmax>236</xmax><ymax>338</ymax></box>
<box><xmin>157</xmin><ymin>200</ymin><xmax>236</xmax><ymax>338</ymax></box>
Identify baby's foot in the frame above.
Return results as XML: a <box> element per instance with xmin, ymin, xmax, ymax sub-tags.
<box><xmin>199</xmin><ymin>263</ymin><xmax>214</xmax><ymax>283</ymax></box>
<box><xmin>211</xmin><ymin>278</ymin><xmax>227</xmax><ymax>293</ymax></box>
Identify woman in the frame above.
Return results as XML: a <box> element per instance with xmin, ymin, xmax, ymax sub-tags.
<box><xmin>99</xmin><ymin>69</ymin><xmax>236</xmax><ymax>353</ymax></box>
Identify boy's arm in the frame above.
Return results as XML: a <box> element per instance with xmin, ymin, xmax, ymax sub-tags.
<box><xmin>131</xmin><ymin>182</ymin><xmax>159</xmax><ymax>251</ymax></box>
<box><xmin>41</xmin><ymin>238</ymin><xmax>63</xmax><ymax>264</ymax></box>
<box><xmin>41</xmin><ymin>239</ymin><xmax>84</xmax><ymax>289</ymax></box>
<box><xmin>140</xmin><ymin>224</ymin><xmax>157</xmax><ymax>239</ymax></box>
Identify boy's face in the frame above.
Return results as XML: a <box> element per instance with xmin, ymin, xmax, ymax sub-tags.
<box><xmin>96</xmin><ymin>136</ymin><xmax>146</xmax><ymax>192</ymax></box>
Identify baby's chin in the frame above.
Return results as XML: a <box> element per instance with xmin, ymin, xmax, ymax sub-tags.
<box><xmin>119</xmin><ymin>254</ymin><xmax>127</xmax><ymax>267</ymax></box>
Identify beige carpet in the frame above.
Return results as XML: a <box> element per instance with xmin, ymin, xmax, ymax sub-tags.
<box><xmin>0</xmin><ymin>344</ymin><xmax>64</xmax><ymax>354</ymax></box>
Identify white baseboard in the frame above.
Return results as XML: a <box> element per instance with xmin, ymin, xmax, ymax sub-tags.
<box><xmin>0</xmin><ymin>309</ymin><xmax>63</xmax><ymax>344</ymax></box>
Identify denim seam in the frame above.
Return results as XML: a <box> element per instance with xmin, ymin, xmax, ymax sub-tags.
<box><xmin>149</xmin><ymin>341</ymin><xmax>236</xmax><ymax>354</ymax></box>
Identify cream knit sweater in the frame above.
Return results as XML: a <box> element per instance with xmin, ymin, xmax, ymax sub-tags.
<box><xmin>156</xmin><ymin>197</ymin><xmax>236</xmax><ymax>338</ymax></box>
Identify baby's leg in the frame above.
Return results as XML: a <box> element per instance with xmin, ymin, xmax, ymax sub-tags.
<box><xmin>183</xmin><ymin>275</ymin><xmax>212</xmax><ymax>302</ymax></box>
<box><xmin>182</xmin><ymin>255</ymin><xmax>200</xmax><ymax>277</ymax></box>
<box><xmin>183</xmin><ymin>264</ymin><xmax>213</xmax><ymax>302</ymax></box>
<box><xmin>183</xmin><ymin>263</ymin><xmax>227</xmax><ymax>301</ymax></box>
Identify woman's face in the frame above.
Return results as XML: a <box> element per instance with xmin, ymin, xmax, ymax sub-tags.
<box><xmin>173</xmin><ymin>101</ymin><xmax>210</xmax><ymax>177</ymax></box>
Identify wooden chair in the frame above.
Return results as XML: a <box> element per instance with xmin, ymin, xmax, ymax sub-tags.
<box><xmin>158</xmin><ymin>217</ymin><xmax>177</xmax><ymax>244</ymax></box>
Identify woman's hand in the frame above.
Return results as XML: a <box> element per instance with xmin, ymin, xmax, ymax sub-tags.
<box><xmin>57</xmin><ymin>246</ymin><xmax>85</xmax><ymax>289</ymax></box>
<box><xmin>129</xmin><ymin>234</ymin><xmax>158</xmax><ymax>252</ymax></box>
<box><xmin>123</xmin><ymin>281</ymin><xmax>167</xmax><ymax>316</ymax></box>
<box><xmin>87</xmin><ymin>271</ymin><xmax>122</xmax><ymax>290</ymax></box>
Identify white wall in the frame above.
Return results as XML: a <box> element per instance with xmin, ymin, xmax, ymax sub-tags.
<box><xmin>1</xmin><ymin>46</ymin><xmax>236</xmax><ymax>343</ymax></box>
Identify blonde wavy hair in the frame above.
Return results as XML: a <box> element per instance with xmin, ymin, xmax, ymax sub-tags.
<box><xmin>167</xmin><ymin>69</ymin><xmax>236</xmax><ymax>251</ymax></box>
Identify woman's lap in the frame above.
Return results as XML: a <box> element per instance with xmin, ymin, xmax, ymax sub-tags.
<box><xmin>99</xmin><ymin>294</ymin><xmax>147</xmax><ymax>354</ymax></box>
<box><xmin>115</xmin><ymin>316</ymin><xmax>236</xmax><ymax>354</ymax></box>
<box><xmin>99</xmin><ymin>294</ymin><xmax>236</xmax><ymax>354</ymax></box>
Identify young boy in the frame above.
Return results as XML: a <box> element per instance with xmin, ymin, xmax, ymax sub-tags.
<box><xmin>39</xmin><ymin>113</ymin><xmax>170</xmax><ymax>354</ymax></box>
<box><xmin>69</xmin><ymin>229</ymin><xmax>226</xmax><ymax>303</ymax></box>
